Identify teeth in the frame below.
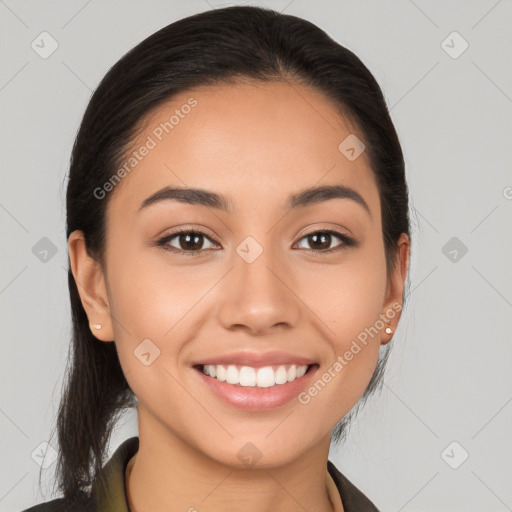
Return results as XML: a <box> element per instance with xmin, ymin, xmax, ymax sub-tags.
<box><xmin>201</xmin><ymin>364</ymin><xmax>309</xmax><ymax>387</ymax></box>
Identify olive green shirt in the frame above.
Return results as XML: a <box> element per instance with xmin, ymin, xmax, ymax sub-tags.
<box><xmin>22</xmin><ymin>436</ymin><xmax>380</xmax><ymax>511</ymax></box>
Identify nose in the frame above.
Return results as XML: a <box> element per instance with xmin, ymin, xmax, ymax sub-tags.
<box><xmin>217</xmin><ymin>242</ymin><xmax>301</xmax><ymax>336</ymax></box>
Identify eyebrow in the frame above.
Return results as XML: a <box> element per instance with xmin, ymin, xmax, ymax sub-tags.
<box><xmin>138</xmin><ymin>184</ymin><xmax>371</xmax><ymax>217</ymax></box>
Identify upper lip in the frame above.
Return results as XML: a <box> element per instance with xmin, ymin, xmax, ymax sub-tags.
<box><xmin>192</xmin><ymin>350</ymin><xmax>316</xmax><ymax>368</ymax></box>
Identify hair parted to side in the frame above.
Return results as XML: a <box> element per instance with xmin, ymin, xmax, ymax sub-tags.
<box><xmin>46</xmin><ymin>5</ymin><xmax>410</xmax><ymax>504</ymax></box>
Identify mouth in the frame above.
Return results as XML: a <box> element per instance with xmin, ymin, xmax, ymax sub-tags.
<box><xmin>193</xmin><ymin>363</ymin><xmax>319</xmax><ymax>388</ymax></box>
<box><xmin>192</xmin><ymin>361</ymin><xmax>320</xmax><ymax>411</ymax></box>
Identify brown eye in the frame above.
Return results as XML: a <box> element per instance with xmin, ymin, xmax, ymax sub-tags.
<box><xmin>156</xmin><ymin>230</ymin><xmax>219</xmax><ymax>254</ymax></box>
<box><xmin>176</xmin><ymin>232</ymin><xmax>205</xmax><ymax>251</ymax></box>
<box><xmin>296</xmin><ymin>230</ymin><xmax>356</xmax><ymax>253</ymax></box>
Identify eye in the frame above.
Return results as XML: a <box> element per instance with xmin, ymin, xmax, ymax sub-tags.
<box><xmin>155</xmin><ymin>228</ymin><xmax>357</xmax><ymax>256</ymax></box>
<box><xmin>156</xmin><ymin>229</ymin><xmax>220</xmax><ymax>255</ymax></box>
<box><xmin>295</xmin><ymin>230</ymin><xmax>357</xmax><ymax>253</ymax></box>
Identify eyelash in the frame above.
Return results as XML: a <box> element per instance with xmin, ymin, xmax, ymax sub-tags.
<box><xmin>155</xmin><ymin>227</ymin><xmax>358</xmax><ymax>256</ymax></box>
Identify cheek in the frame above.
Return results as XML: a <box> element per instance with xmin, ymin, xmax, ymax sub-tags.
<box><xmin>103</xmin><ymin>242</ymin><xmax>201</xmax><ymax>418</ymax></box>
<box><xmin>105</xmin><ymin>238</ymin><xmax>214</xmax><ymax>340</ymax></box>
<box><xmin>300</xmin><ymin>243</ymin><xmax>387</xmax><ymax>407</ymax></box>
<box><xmin>305</xmin><ymin>244</ymin><xmax>388</xmax><ymax>342</ymax></box>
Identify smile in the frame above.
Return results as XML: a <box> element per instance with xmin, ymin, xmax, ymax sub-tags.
<box><xmin>193</xmin><ymin>362</ymin><xmax>320</xmax><ymax>411</ymax></box>
<box><xmin>198</xmin><ymin>363</ymin><xmax>310</xmax><ymax>388</ymax></box>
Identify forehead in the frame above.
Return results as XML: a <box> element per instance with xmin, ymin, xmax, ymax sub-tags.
<box><xmin>106</xmin><ymin>80</ymin><xmax>380</xmax><ymax>220</ymax></box>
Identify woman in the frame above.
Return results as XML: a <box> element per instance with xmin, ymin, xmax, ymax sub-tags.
<box><xmin>24</xmin><ymin>5</ymin><xmax>410</xmax><ymax>511</ymax></box>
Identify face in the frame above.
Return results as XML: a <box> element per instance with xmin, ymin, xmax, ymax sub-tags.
<box><xmin>71</xmin><ymin>80</ymin><xmax>408</xmax><ymax>468</ymax></box>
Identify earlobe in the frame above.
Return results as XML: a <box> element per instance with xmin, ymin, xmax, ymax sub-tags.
<box><xmin>380</xmin><ymin>321</ymin><xmax>394</xmax><ymax>345</ymax></box>
<box><xmin>68</xmin><ymin>230</ymin><xmax>114</xmax><ymax>342</ymax></box>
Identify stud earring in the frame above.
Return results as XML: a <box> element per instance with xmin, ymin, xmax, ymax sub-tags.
<box><xmin>385</xmin><ymin>326</ymin><xmax>393</xmax><ymax>335</ymax></box>
<box><xmin>90</xmin><ymin>323</ymin><xmax>102</xmax><ymax>331</ymax></box>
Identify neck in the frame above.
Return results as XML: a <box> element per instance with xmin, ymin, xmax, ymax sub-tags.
<box><xmin>125</xmin><ymin>413</ymin><xmax>338</xmax><ymax>512</ymax></box>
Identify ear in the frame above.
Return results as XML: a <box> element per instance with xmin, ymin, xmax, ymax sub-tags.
<box><xmin>381</xmin><ymin>232</ymin><xmax>410</xmax><ymax>345</ymax></box>
<box><xmin>68</xmin><ymin>230</ymin><xmax>114</xmax><ymax>342</ymax></box>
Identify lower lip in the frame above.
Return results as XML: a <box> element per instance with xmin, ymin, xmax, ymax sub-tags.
<box><xmin>193</xmin><ymin>365</ymin><xmax>319</xmax><ymax>411</ymax></box>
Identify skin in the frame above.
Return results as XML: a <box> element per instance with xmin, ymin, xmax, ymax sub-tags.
<box><xmin>68</xmin><ymin>80</ymin><xmax>409</xmax><ymax>512</ymax></box>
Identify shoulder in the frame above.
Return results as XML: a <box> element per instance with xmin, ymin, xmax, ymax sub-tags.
<box><xmin>20</xmin><ymin>495</ymin><xmax>94</xmax><ymax>512</ymax></box>
<box><xmin>21</xmin><ymin>437</ymin><xmax>139</xmax><ymax>512</ymax></box>
<box><xmin>327</xmin><ymin>460</ymin><xmax>381</xmax><ymax>512</ymax></box>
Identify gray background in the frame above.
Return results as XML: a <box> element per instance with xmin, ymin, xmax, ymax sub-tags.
<box><xmin>1</xmin><ymin>1</ymin><xmax>511</xmax><ymax>511</ymax></box>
